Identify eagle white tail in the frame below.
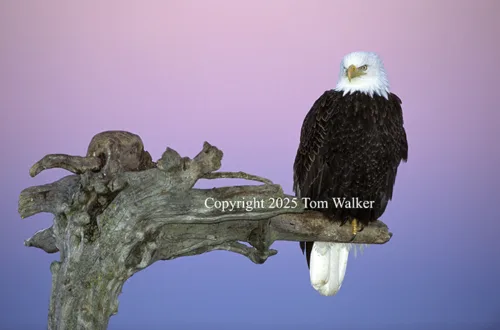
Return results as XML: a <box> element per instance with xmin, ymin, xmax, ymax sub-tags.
<box><xmin>309</xmin><ymin>242</ymin><xmax>352</xmax><ymax>296</ymax></box>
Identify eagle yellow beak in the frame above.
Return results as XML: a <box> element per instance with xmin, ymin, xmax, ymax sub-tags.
<box><xmin>347</xmin><ymin>64</ymin><xmax>357</xmax><ymax>82</ymax></box>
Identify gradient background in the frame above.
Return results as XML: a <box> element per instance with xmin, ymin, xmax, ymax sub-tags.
<box><xmin>1</xmin><ymin>1</ymin><xmax>499</xmax><ymax>329</ymax></box>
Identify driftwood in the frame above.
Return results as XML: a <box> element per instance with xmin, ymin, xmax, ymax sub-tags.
<box><xmin>18</xmin><ymin>130</ymin><xmax>392</xmax><ymax>330</ymax></box>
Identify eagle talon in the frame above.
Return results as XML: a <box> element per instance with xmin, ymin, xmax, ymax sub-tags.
<box><xmin>351</xmin><ymin>218</ymin><xmax>359</xmax><ymax>235</ymax></box>
<box><xmin>349</xmin><ymin>218</ymin><xmax>359</xmax><ymax>242</ymax></box>
<box><xmin>349</xmin><ymin>233</ymin><xmax>357</xmax><ymax>242</ymax></box>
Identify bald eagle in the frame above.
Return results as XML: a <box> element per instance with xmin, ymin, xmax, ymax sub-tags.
<box><xmin>293</xmin><ymin>51</ymin><xmax>408</xmax><ymax>296</ymax></box>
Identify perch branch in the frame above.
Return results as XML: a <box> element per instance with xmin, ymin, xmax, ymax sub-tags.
<box><xmin>270</xmin><ymin>212</ymin><xmax>391</xmax><ymax>244</ymax></box>
<box><xmin>30</xmin><ymin>154</ymin><xmax>102</xmax><ymax>177</ymax></box>
<box><xmin>212</xmin><ymin>241</ymin><xmax>278</xmax><ymax>264</ymax></box>
<box><xmin>18</xmin><ymin>175</ymin><xmax>79</xmax><ymax>218</ymax></box>
<box><xmin>18</xmin><ymin>130</ymin><xmax>393</xmax><ymax>330</ymax></box>
<box><xmin>24</xmin><ymin>226</ymin><xmax>58</xmax><ymax>253</ymax></box>
<box><xmin>202</xmin><ymin>171</ymin><xmax>274</xmax><ymax>184</ymax></box>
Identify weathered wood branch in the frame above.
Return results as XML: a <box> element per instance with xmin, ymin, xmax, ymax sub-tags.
<box><xmin>29</xmin><ymin>154</ymin><xmax>102</xmax><ymax>177</ymax></box>
<box><xmin>18</xmin><ymin>130</ymin><xmax>392</xmax><ymax>330</ymax></box>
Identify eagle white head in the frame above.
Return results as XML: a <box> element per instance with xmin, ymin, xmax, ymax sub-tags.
<box><xmin>335</xmin><ymin>51</ymin><xmax>390</xmax><ymax>99</ymax></box>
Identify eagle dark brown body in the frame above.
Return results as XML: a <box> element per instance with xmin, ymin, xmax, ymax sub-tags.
<box><xmin>293</xmin><ymin>90</ymin><xmax>408</xmax><ymax>264</ymax></box>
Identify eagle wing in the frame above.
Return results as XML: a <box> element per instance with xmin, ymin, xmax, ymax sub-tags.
<box><xmin>293</xmin><ymin>91</ymin><xmax>341</xmax><ymax>202</ymax></box>
<box><xmin>293</xmin><ymin>91</ymin><xmax>341</xmax><ymax>260</ymax></box>
<box><xmin>391</xmin><ymin>93</ymin><xmax>409</xmax><ymax>163</ymax></box>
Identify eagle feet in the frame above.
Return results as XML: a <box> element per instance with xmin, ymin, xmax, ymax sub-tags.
<box><xmin>348</xmin><ymin>219</ymin><xmax>365</xmax><ymax>242</ymax></box>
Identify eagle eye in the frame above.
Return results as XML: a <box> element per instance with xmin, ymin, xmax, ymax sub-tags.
<box><xmin>359</xmin><ymin>65</ymin><xmax>368</xmax><ymax>71</ymax></box>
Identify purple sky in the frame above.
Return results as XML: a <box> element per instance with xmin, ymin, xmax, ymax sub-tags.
<box><xmin>1</xmin><ymin>1</ymin><xmax>499</xmax><ymax>329</ymax></box>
